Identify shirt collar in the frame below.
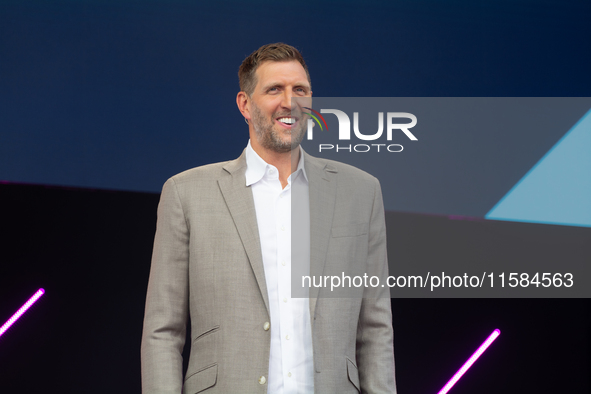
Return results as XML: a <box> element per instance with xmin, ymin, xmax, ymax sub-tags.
<box><xmin>245</xmin><ymin>140</ymin><xmax>308</xmax><ymax>186</ymax></box>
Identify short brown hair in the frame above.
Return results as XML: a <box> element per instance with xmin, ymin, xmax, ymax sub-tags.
<box><xmin>238</xmin><ymin>43</ymin><xmax>311</xmax><ymax>96</ymax></box>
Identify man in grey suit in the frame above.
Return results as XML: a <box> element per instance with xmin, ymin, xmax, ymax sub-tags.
<box><xmin>141</xmin><ymin>43</ymin><xmax>396</xmax><ymax>393</ymax></box>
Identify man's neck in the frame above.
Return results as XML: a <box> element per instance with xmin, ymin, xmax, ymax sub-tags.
<box><xmin>250</xmin><ymin>142</ymin><xmax>301</xmax><ymax>189</ymax></box>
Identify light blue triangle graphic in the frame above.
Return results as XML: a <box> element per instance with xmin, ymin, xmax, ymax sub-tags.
<box><xmin>486</xmin><ymin>108</ymin><xmax>591</xmax><ymax>228</ymax></box>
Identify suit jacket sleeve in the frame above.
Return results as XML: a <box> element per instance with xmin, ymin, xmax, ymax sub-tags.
<box><xmin>141</xmin><ymin>177</ymin><xmax>190</xmax><ymax>394</ymax></box>
<box><xmin>356</xmin><ymin>178</ymin><xmax>397</xmax><ymax>393</ymax></box>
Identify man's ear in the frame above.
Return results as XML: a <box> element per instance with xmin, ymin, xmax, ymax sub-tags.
<box><xmin>236</xmin><ymin>91</ymin><xmax>251</xmax><ymax>122</ymax></box>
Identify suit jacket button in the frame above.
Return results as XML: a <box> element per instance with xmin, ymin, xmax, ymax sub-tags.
<box><xmin>263</xmin><ymin>322</ymin><xmax>270</xmax><ymax>331</ymax></box>
<box><xmin>259</xmin><ymin>375</ymin><xmax>266</xmax><ymax>385</ymax></box>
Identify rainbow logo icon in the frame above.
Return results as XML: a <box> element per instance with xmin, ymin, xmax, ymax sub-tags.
<box><xmin>303</xmin><ymin>107</ymin><xmax>329</xmax><ymax>131</ymax></box>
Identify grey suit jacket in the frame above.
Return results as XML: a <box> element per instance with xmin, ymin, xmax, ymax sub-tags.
<box><xmin>141</xmin><ymin>149</ymin><xmax>396</xmax><ymax>393</ymax></box>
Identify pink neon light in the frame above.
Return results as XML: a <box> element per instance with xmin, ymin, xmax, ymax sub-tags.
<box><xmin>438</xmin><ymin>329</ymin><xmax>501</xmax><ymax>394</ymax></box>
<box><xmin>0</xmin><ymin>288</ymin><xmax>45</xmax><ymax>338</ymax></box>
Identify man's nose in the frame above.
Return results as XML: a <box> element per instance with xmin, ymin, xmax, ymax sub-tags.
<box><xmin>280</xmin><ymin>91</ymin><xmax>292</xmax><ymax>108</ymax></box>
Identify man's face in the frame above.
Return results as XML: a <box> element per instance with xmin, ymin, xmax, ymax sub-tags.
<box><xmin>248</xmin><ymin>60</ymin><xmax>311</xmax><ymax>153</ymax></box>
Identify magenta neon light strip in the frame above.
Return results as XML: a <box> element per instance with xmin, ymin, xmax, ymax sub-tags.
<box><xmin>438</xmin><ymin>329</ymin><xmax>501</xmax><ymax>394</ymax></box>
<box><xmin>0</xmin><ymin>288</ymin><xmax>45</xmax><ymax>338</ymax></box>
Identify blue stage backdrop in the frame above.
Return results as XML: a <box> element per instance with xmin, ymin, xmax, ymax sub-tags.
<box><xmin>1</xmin><ymin>0</ymin><xmax>590</xmax><ymax>223</ymax></box>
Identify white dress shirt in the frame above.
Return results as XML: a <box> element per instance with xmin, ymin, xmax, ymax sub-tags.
<box><xmin>245</xmin><ymin>141</ymin><xmax>314</xmax><ymax>394</ymax></box>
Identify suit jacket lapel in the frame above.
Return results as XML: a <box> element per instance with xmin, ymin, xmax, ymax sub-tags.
<box><xmin>305</xmin><ymin>151</ymin><xmax>338</xmax><ymax>320</ymax></box>
<box><xmin>216</xmin><ymin>149</ymin><xmax>337</xmax><ymax>320</ymax></box>
<box><xmin>219</xmin><ymin>151</ymin><xmax>270</xmax><ymax>315</ymax></box>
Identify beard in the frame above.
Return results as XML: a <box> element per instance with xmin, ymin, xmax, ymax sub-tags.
<box><xmin>250</xmin><ymin>101</ymin><xmax>306</xmax><ymax>154</ymax></box>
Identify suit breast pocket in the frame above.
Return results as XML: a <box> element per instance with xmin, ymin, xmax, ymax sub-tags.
<box><xmin>327</xmin><ymin>224</ymin><xmax>369</xmax><ymax>277</ymax></box>
<box><xmin>331</xmin><ymin>223</ymin><xmax>368</xmax><ymax>238</ymax></box>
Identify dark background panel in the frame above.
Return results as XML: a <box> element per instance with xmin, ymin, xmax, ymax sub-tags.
<box><xmin>0</xmin><ymin>183</ymin><xmax>157</xmax><ymax>391</ymax></box>
<box><xmin>0</xmin><ymin>183</ymin><xmax>589</xmax><ymax>393</ymax></box>
<box><xmin>385</xmin><ymin>210</ymin><xmax>591</xmax><ymax>297</ymax></box>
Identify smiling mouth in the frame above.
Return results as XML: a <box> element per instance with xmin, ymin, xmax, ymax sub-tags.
<box><xmin>277</xmin><ymin>117</ymin><xmax>297</xmax><ymax>125</ymax></box>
